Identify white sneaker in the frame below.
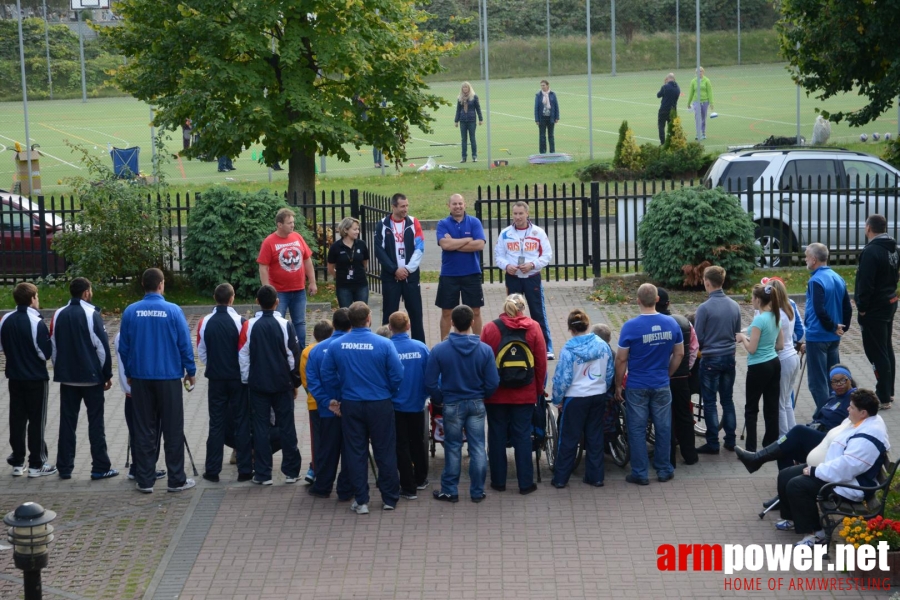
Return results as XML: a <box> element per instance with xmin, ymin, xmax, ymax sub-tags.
<box><xmin>285</xmin><ymin>476</ymin><xmax>299</xmax><ymax>484</ymax></box>
<box><xmin>127</xmin><ymin>469</ymin><xmax>167</xmax><ymax>481</ymax></box>
<box><xmin>135</xmin><ymin>483</ymin><xmax>154</xmax><ymax>494</ymax></box>
<box><xmin>795</xmin><ymin>533</ymin><xmax>827</xmax><ymax>547</ymax></box>
<box><xmin>252</xmin><ymin>477</ymin><xmax>273</xmax><ymax>486</ymax></box>
<box><xmin>12</xmin><ymin>463</ymin><xmax>26</xmax><ymax>477</ymax></box>
<box><xmin>350</xmin><ymin>500</ymin><xmax>369</xmax><ymax>515</ymax></box>
<box><xmin>383</xmin><ymin>504</ymin><xmax>395</xmax><ymax>511</ymax></box>
<box><xmin>547</xmin><ymin>352</ymin><xmax>555</xmax><ymax>360</ymax></box>
<box><xmin>167</xmin><ymin>478</ymin><xmax>196</xmax><ymax>492</ymax></box>
<box><xmin>28</xmin><ymin>464</ymin><xmax>57</xmax><ymax>478</ymax></box>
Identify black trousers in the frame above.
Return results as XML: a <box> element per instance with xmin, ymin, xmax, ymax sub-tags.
<box><xmin>538</xmin><ymin>116</ymin><xmax>556</xmax><ymax>153</ymax></box>
<box><xmin>487</xmin><ymin>403</ymin><xmax>534</xmax><ymax>490</ymax></box>
<box><xmin>56</xmin><ymin>383</ymin><xmax>111</xmax><ymax>476</ymax></box>
<box><xmin>131</xmin><ymin>378</ymin><xmax>186</xmax><ymax>489</ymax></box>
<box><xmin>124</xmin><ymin>393</ymin><xmax>162</xmax><ymax>475</ymax></box>
<box><xmin>381</xmin><ymin>278</ymin><xmax>425</xmax><ymax>343</ymax></box>
<box><xmin>8</xmin><ymin>379</ymin><xmax>49</xmax><ymax>469</ymax></box>
<box><xmin>505</xmin><ymin>274</ymin><xmax>552</xmax><ymax>355</ymax></box>
<box><xmin>658</xmin><ymin>109</ymin><xmax>669</xmax><ymax>145</ymax></box>
<box><xmin>205</xmin><ymin>379</ymin><xmax>252</xmax><ymax>476</ymax></box>
<box><xmin>744</xmin><ymin>357</ymin><xmax>781</xmax><ymax>452</ymax></box>
<box><xmin>859</xmin><ymin>309</ymin><xmax>896</xmax><ymax>405</ymax></box>
<box><xmin>553</xmin><ymin>394</ymin><xmax>607</xmax><ymax>487</ymax></box>
<box><xmin>775</xmin><ymin>425</ymin><xmax>826</xmax><ymax>471</ymax></box>
<box><xmin>249</xmin><ymin>388</ymin><xmax>301</xmax><ymax>480</ymax></box>
<box><xmin>670</xmin><ymin>377</ymin><xmax>697</xmax><ymax>464</ymax></box>
<box><xmin>777</xmin><ymin>463</ymin><xmax>827</xmax><ymax>534</ymax></box>
<box><xmin>308</xmin><ymin>415</ymin><xmax>352</xmax><ymax>498</ymax></box>
<box><xmin>395</xmin><ymin>409</ymin><xmax>428</xmax><ymax>494</ymax></box>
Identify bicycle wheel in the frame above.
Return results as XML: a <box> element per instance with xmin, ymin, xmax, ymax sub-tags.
<box><xmin>692</xmin><ymin>396</ymin><xmax>725</xmax><ymax>436</ymax></box>
<box><xmin>543</xmin><ymin>403</ymin><xmax>558</xmax><ymax>471</ymax></box>
<box><xmin>609</xmin><ymin>405</ymin><xmax>630</xmax><ymax>468</ymax></box>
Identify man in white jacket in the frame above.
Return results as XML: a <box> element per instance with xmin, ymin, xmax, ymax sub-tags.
<box><xmin>494</xmin><ymin>201</ymin><xmax>554</xmax><ymax>359</ymax></box>
<box><xmin>775</xmin><ymin>389</ymin><xmax>890</xmax><ymax>546</ymax></box>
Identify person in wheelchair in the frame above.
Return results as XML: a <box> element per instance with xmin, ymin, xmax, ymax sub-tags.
<box><xmin>550</xmin><ymin>309</ymin><xmax>614</xmax><ymax>488</ymax></box>
<box><xmin>736</xmin><ymin>364</ymin><xmax>857</xmax><ymax>474</ymax></box>
<box><xmin>773</xmin><ymin>389</ymin><xmax>889</xmax><ymax>546</ymax></box>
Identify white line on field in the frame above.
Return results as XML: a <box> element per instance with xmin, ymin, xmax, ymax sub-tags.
<box><xmin>0</xmin><ymin>134</ymin><xmax>84</xmax><ymax>170</ymax></box>
<box><xmin>489</xmin><ymin>110</ymin><xmax>657</xmax><ymax>142</ymax></box>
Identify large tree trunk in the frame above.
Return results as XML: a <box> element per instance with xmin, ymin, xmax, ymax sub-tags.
<box><xmin>287</xmin><ymin>147</ymin><xmax>317</xmax><ymax>222</ymax></box>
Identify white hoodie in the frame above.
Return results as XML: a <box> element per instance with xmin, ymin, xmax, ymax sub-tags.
<box><xmin>815</xmin><ymin>414</ymin><xmax>890</xmax><ymax>502</ymax></box>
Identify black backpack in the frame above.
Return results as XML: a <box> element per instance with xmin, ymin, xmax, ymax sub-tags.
<box><xmin>493</xmin><ymin>319</ymin><xmax>535</xmax><ymax>388</ymax></box>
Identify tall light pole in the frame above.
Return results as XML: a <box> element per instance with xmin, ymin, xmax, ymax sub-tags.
<box><xmin>481</xmin><ymin>0</ymin><xmax>491</xmax><ymax>169</ymax></box>
<box><xmin>42</xmin><ymin>0</ymin><xmax>52</xmax><ymax>99</ymax></box>
<box><xmin>546</xmin><ymin>0</ymin><xmax>551</xmax><ymax>75</ymax></box>
<box><xmin>610</xmin><ymin>0</ymin><xmax>616</xmax><ymax>76</ymax></box>
<box><xmin>676</xmin><ymin>0</ymin><xmax>680</xmax><ymax>69</ymax></box>
<box><xmin>695</xmin><ymin>0</ymin><xmax>701</xmax><ymax>134</ymax></box>
<box><xmin>587</xmin><ymin>0</ymin><xmax>593</xmax><ymax>159</ymax></box>
<box><xmin>737</xmin><ymin>0</ymin><xmax>741</xmax><ymax>65</ymax></box>
<box><xmin>77</xmin><ymin>9</ymin><xmax>87</xmax><ymax>102</ymax></box>
<box><xmin>16</xmin><ymin>0</ymin><xmax>34</xmax><ymax>196</ymax></box>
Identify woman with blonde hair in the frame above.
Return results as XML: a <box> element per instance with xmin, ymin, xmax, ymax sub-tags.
<box><xmin>480</xmin><ymin>293</ymin><xmax>547</xmax><ymax>494</ymax></box>
<box><xmin>550</xmin><ymin>308</ymin><xmax>614</xmax><ymax>488</ymax></box>
<box><xmin>454</xmin><ymin>82</ymin><xmax>483</xmax><ymax>163</ymax></box>
<box><xmin>326</xmin><ymin>217</ymin><xmax>370</xmax><ymax>308</ymax></box>
<box><xmin>764</xmin><ymin>277</ymin><xmax>805</xmax><ymax>435</ymax></box>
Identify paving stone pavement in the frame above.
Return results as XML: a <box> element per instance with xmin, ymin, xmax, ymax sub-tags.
<box><xmin>1</xmin><ymin>281</ymin><xmax>898</xmax><ymax>599</ymax></box>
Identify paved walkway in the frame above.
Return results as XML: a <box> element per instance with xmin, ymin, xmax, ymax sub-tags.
<box><xmin>0</xmin><ymin>281</ymin><xmax>897</xmax><ymax>599</ymax></box>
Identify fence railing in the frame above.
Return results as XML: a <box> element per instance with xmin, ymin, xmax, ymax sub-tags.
<box><xmin>3</xmin><ymin>177</ymin><xmax>898</xmax><ymax>285</ymax></box>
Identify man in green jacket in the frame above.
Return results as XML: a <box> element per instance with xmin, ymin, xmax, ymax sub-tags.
<box><xmin>686</xmin><ymin>67</ymin><xmax>714</xmax><ymax>141</ymax></box>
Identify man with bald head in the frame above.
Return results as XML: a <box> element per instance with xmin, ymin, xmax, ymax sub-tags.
<box><xmin>656</xmin><ymin>72</ymin><xmax>680</xmax><ymax>145</ymax></box>
<box><xmin>435</xmin><ymin>194</ymin><xmax>486</xmax><ymax>339</ymax></box>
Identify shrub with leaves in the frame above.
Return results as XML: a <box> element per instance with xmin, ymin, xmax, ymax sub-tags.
<box><xmin>882</xmin><ymin>138</ymin><xmax>900</xmax><ymax>170</ymax></box>
<box><xmin>575</xmin><ymin>162</ymin><xmax>640</xmax><ymax>182</ymax></box>
<box><xmin>643</xmin><ymin>142</ymin><xmax>709</xmax><ymax>179</ymax></box>
<box><xmin>663</xmin><ymin>110</ymin><xmax>688</xmax><ymax>151</ymax></box>
<box><xmin>182</xmin><ymin>188</ymin><xmax>318</xmax><ymax>298</ymax></box>
<box><xmin>638</xmin><ymin>186</ymin><xmax>760</xmax><ymax>288</ymax></box>
<box><xmin>53</xmin><ymin>145</ymin><xmax>172</xmax><ymax>283</ymax></box>
<box><xmin>613</xmin><ymin>120</ymin><xmax>642</xmax><ymax>171</ymax></box>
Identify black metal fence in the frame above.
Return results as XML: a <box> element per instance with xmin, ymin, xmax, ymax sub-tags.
<box><xmin>3</xmin><ymin>177</ymin><xmax>898</xmax><ymax>285</ymax></box>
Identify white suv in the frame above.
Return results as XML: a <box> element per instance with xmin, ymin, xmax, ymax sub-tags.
<box><xmin>704</xmin><ymin>149</ymin><xmax>900</xmax><ymax>266</ymax></box>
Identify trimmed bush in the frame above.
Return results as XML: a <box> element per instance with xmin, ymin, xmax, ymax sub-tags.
<box><xmin>663</xmin><ymin>110</ymin><xmax>687</xmax><ymax>151</ymax></box>
<box><xmin>574</xmin><ymin>162</ymin><xmax>640</xmax><ymax>182</ymax></box>
<box><xmin>182</xmin><ymin>188</ymin><xmax>318</xmax><ymax>298</ymax></box>
<box><xmin>882</xmin><ymin>138</ymin><xmax>900</xmax><ymax>170</ymax></box>
<box><xmin>53</xmin><ymin>146</ymin><xmax>172</xmax><ymax>283</ymax></box>
<box><xmin>613</xmin><ymin>121</ymin><xmax>642</xmax><ymax>171</ymax></box>
<box><xmin>638</xmin><ymin>186</ymin><xmax>760</xmax><ymax>288</ymax></box>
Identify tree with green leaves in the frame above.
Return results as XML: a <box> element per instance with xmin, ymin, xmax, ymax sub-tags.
<box><xmin>101</xmin><ymin>0</ymin><xmax>455</xmax><ymax>201</ymax></box>
<box><xmin>779</xmin><ymin>0</ymin><xmax>900</xmax><ymax>127</ymax></box>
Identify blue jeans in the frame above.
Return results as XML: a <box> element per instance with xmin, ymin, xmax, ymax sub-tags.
<box><xmin>625</xmin><ymin>387</ymin><xmax>673</xmax><ymax>480</ymax></box>
<box><xmin>276</xmin><ymin>289</ymin><xmax>307</xmax><ymax>349</ymax></box>
<box><xmin>699</xmin><ymin>354</ymin><xmax>737</xmax><ymax>449</ymax></box>
<box><xmin>806</xmin><ymin>340</ymin><xmax>841</xmax><ymax>409</ymax></box>
<box><xmin>335</xmin><ymin>284</ymin><xmax>368</xmax><ymax>309</ymax></box>
<box><xmin>373</xmin><ymin>147</ymin><xmax>383</xmax><ymax>165</ymax></box>
<box><xmin>459</xmin><ymin>120</ymin><xmax>477</xmax><ymax>160</ymax></box>
<box><xmin>440</xmin><ymin>399</ymin><xmax>487</xmax><ymax>499</ymax></box>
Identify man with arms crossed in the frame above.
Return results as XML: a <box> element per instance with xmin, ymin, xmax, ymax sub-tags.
<box><xmin>435</xmin><ymin>194</ymin><xmax>486</xmax><ymax>339</ymax></box>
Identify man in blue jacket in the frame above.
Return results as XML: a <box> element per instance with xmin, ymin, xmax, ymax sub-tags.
<box><xmin>0</xmin><ymin>283</ymin><xmax>55</xmax><ymax>477</ymax></box>
<box><xmin>50</xmin><ymin>277</ymin><xmax>115</xmax><ymax>480</ymax></box>
<box><xmin>322</xmin><ymin>302</ymin><xmax>404</xmax><ymax>514</ymax></box>
<box><xmin>118</xmin><ymin>268</ymin><xmax>197</xmax><ymax>493</ymax></box>
<box><xmin>803</xmin><ymin>243</ymin><xmax>853</xmax><ymax>409</ymax></box>
<box><xmin>238</xmin><ymin>285</ymin><xmax>303</xmax><ymax>486</ymax></box>
<box><xmin>305</xmin><ymin>308</ymin><xmax>354</xmax><ymax>500</ymax></box>
<box><xmin>425</xmin><ymin>305</ymin><xmax>499</xmax><ymax>503</ymax></box>
<box><xmin>389</xmin><ymin>311</ymin><xmax>431</xmax><ymax>499</ymax></box>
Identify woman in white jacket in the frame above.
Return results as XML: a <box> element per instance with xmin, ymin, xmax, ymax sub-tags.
<box><xmin>775</xmin><ymin>389</ymin><xmax>890</xmax><ymax>546</ymax></box>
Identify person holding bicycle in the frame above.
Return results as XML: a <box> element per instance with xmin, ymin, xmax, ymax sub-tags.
<box><xmin>550</xmin><ymin>309</ymin><xmax>614</xmax><ymax>489</ymax></box>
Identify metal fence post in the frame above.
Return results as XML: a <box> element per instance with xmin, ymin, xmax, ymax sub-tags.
<box><xmin>38</xmin><ymin>196</ymin><xmax>49</xmax><ymax>277</ymax></box>
<box><xmin>590</xmin><ymin>182</ymin><xmax>600</xmax><ymax>277</ymax></box>
<box><xmin>350</xmin><ymin>189</ymin><xmax>359</xmax><ymax>220</ymax></box>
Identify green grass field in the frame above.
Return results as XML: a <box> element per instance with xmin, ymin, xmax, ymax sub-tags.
<box><xmin>1</xmin><ymin>63</ymin><xmax>897</xmax><ymax>194</ymax></box>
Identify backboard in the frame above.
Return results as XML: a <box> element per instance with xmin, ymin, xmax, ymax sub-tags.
<box><xmin>71</xmin><ymin>0</ymin><xmax>111</xmax><ymax>9</ymax></box>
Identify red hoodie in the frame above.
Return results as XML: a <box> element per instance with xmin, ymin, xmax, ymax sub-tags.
<box><xmin>480</xmin><ymin>313</ymin><xmax>548</xmax><ymax>404</ymax></box>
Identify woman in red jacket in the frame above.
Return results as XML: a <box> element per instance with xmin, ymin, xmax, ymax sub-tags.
<box><xmin>480</xmin><ymin>294</ymin><xmax>548</xmax><ymax>494</ymax></box>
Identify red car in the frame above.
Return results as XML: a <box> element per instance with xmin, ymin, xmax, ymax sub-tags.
<box><xmin>0</xmin><ymin>190</ymin><xmax>66</xmax><ymax>279</ymax></box>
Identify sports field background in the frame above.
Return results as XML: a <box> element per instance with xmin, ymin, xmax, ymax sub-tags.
<box><xmin>1</xmin><ymin>63</ymin><xmax>897</xmax><ymax>193</ymax></box>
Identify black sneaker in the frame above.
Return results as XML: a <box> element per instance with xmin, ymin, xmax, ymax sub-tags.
<box><xmin>202</xmin><ymin>472</ymin><xmax>219</xmax><ymax>483</ymax></box>
<box><xmin>696</xmin><ymin>444</ymin><xmax>720</xmax><ymax>455</ymax></box>
<box><xmin>723</xmin><ymin>443</ymin><xmax>736</xmax><ymax>451</ymax></box>
<box><xmin>471</xmin><ymin>494</ymin><xmax>486</xmax><ymax>503</ymax></box>
<box><xmin>519</xmin><ymin>483</ymin><xmax>538</xmax><ymax>495</ymax></box>
<box><xmin>490</xmin><ymin>483</ymin><xmax>507</xmax><ymax>492</ymax></box>
<box><xmin>658</xmin><ymin>472</ymin><xmax>675</xmax><ymax>483</ymax></box>
<box><xmin>416</xmin><ymin>479</ymin><xmax>430</xmax><ymax>490</ymax></box>
<box><xmin>432</xmin><ymin>490</ymin><xmax>458</xmax><ymax>503</ymax></box>
<box><xmin>307</xmin><ymin>488</ymin><xmax>331</xmax><ymax>499</ymax></box>
<box><xmin>625</xmin><ymin>474</ymin><xmax>650</xmax><ymax>486</ymax></box>
<box><xmin>237</xmin><ymin>472</ymin><xmax>254</xmax><ymax>482</ymax></box>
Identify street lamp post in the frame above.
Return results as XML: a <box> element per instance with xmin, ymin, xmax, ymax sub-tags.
<box><xmin>4</xmin><ymin>502</ymin><xmax>58</xmax><ymax>600</ymax></box>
